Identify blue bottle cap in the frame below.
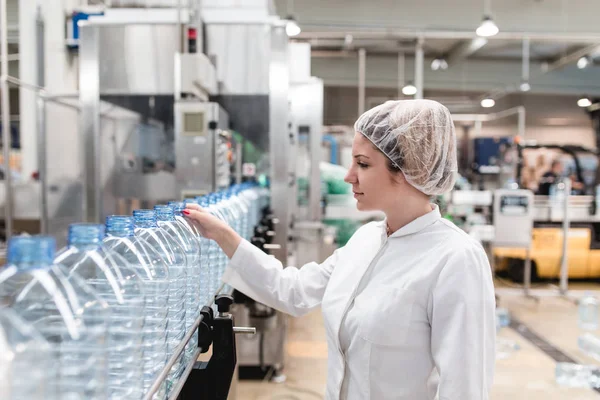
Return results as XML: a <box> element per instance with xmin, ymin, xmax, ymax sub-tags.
<box><xmin>7</xmin><ymin>236</ymin><xmax>56</xmax><ymax>268</ymax></box>
<box><xmin>154</xmin><ymin>205</ymin><xmax>175</xmax><ymax>221</ymax></box>
<box><xmin>68</xmin><ymin>223</ymin><xmax>104</xmax><ymax>247</ymax></box>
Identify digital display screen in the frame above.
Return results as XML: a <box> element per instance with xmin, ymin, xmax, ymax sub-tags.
<box><xmin>500</xmin><ymin>195</ymin><xmax>529</xmax><ymax>215</ymax></box>
<box><xmin>183</xmin><ymin>112</ymin><xmax>205</xmax><ymax>136</ymax></box>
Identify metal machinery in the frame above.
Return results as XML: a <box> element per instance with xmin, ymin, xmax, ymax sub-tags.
<box><xmin>174</xmin><ymin>101</ymin><xmax>231</xmax><ymax>198</ymax></box>
<box><xmin>0</xmin><ymin>0</ymin><xmax>323</xmax><ymax>390</ymax></box>
<box><xmin>76</xmin><ymin>2</ymin><xmax>317</xmax><ymax>386</ymax></box>
<box><xmin>492</xmin><ymin>144</ymin><xmax>600</xmax><ymax>281</ymax></box>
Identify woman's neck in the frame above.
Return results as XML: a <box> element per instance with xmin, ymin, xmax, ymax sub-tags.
<box><xmin>385</xmin><ymin>195</ymin><xmax>432</xmax><ymax>234</ymax></box>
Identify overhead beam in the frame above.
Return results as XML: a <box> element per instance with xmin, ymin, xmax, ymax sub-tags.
<box><xmin>547</xmin><ymin>43</ymin><xmax>600</xmax><ymax>72</ymax></box>
<box><xmin>446</xmin><ymin>38</ymin><xmax>488</xmax><ymax>65</ymax></box>
<box><xmin>297</xmin><ymin>30</ymin><xmax>600</xmax><ymax>43</ymax></box>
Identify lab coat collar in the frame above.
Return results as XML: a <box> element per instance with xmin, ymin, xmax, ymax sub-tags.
<box><xmin>383</xmin><ymin>204</ymin><xmax>442</xmax><ymax>239</ymax></box>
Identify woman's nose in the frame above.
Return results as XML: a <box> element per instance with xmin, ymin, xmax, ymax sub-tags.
<box><xmin>344</xmin><ymin>168</ymin><xmax>356</xmax><ymax>184</ymax></box>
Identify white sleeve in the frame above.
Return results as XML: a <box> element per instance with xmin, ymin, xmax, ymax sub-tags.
<box><xmin>430</xmin><ymin>244</ymin><xmax>496</xmax><ymax>400</ymax></box>
<box><xmin>221</xmin><ymin>239</ymin><xmax>340</xmax><ymax>317</ymax></box>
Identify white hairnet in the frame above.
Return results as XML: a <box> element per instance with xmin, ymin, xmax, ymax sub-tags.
<box><xmin>354</xmin><ymin>99</ymin><xmax>457</xmax><ymax>196</ymax></box>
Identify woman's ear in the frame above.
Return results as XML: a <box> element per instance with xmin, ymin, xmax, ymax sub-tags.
<box><xmin>390</xmin><ymin>170</ymin><xmax>406</xmax><ymax>185</ymax></box>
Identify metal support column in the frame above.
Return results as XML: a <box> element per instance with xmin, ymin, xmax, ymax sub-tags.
<box><xmin>358</xmin><ymin>48</ymin><xmax>366</xmax><ymax>115</ymax></box>
<box><xmin>397</xmin><ymin>52</ymin><xmax>405</xmax><ymax>99</ymax></box>
<box><xmin>269</xmin><ymin>24</ymin><xmax>290</xmax><ymax>263</ymax></box>
<box><xmin>36</xmin><ymin>95</ymin><xmax>47</xmax><ymax>234</ymax></box>
<box><xmin>79</xmin><ymin>24</ymin><xmax>102</xmax><ymax>223</ymax></box>
<box><xmin>1</xmin><ymin>0</ymin><xmax>12</xmax><ymax>239</ymax></box>
<box><xmin>415</xmin><ymin>37</ymin><xmax>424</xmax><ymax>100</ymax></box>
<box><xmin>559</xmin><ymin>178</ymin><xmax>571</xmax><ymax>295</ymax></box>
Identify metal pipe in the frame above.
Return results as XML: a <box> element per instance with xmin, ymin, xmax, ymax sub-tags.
<box><xmin>143</xmin><ymin>282</ymin><xmax>225</xmax><ymax>400</ymax></box>
<box><xmin>522</xmin><ymin>37</ymin><xmax>530</xmax><ymax>82</ymax></box>
<box><xmin>560</xmin><ymin>178</ymin><xmax>571</xmax><ymax>295</ymax></box>
<box><xmin>166</xmin><ymin>347</ymin><xmax>202</xmax><ymax>400</ymax></box>
<box><xmin>517</xmin><ymin>106</ymin><xmax>526</xmax><ymax>139</ymax></box>
<box><xmin>36</xmin><ymin>95</ymin><xmax>47</xmax><ymax>234</ymax></box>
<box><xmin>1</xmin><ymin>0</ymin><xmax>12</xmax><ymax>240</ymax></box>
<box><xmin>397</xmin><ymin>51</ymin><xmax>404</xmax><ymax>99</ymax></box>
<box><xmin>358</xmin><ymin>48</ymin><xmax>366</xmax><ymax>115</ymax></box>
<box><xmin>296</xmin><ymin>29</ymin><xmax>600</xmax><ymax>43</ymax></box>
<box><xmin>0</xmin><ymin>53</ymin><xmax>19</xmax><ymax>62</ymax></box>
<box><xmin>415</xmin><ymin>37</ymin><xmax>424</xmax><ymax>99</ymax></box>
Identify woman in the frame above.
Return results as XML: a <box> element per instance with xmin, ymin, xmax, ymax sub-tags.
<box><xmin>184</xmin><ymin>100</ymin><xmax>496</xmax><ymax>400</ymax></box>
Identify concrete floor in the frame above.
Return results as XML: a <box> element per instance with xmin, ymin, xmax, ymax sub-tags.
<box><xmin>235</xmin><ymin>282</ymin><xmax>600</xmax><ymax>400</ymax></box>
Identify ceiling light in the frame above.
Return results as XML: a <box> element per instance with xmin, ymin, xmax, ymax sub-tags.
<box><xmin>285</xmin><ymin>17</ymin><xmax>301</xmax><ymax>37</ymax></box>
<box><xmin>402</xmin><ymin>83</ymin><xmax>417</xmax><ymax>96</ymax></box>
<box><xmin>431</xmin><ymin>58</ymin><xmax>448</xmax><ymax>71</ymax></box>
<box><xmin>344</xmin><ymin>34</ymin><xmax>353</xmax><ymax>47</ymax></box>
<box><xmin>577</xmin><ymin>56</ymin><xmax>590</xmax><ymax>69</ymax></box>
<box><xmin>481</xmin><ymin>98</ymin><xmax>496</xmax><ymax>108</ymax></box>
<box><xmin>578</xmin><ymin>97</ymin><xmax>592</xmax><ymax>108</ymax></box>
<box><xmin>519</xmin><ymin>81</ymin><xmax>531</xmax><ymax>92</ymax></box>
<box><xmin>476</xmin><ymin>16</ymin><xmax>499</xmax><ymax>37</ymax></box>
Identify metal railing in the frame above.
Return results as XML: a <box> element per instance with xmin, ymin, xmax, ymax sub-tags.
<box><xmin>143</xmin><ymin>282</ymin><xmax>227</xmax><ymax>400</ymax></box>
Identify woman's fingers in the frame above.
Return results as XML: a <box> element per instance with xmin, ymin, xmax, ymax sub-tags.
<box><xmin>185</xmin><ymin>203</ymin><xmax>203</xmax><ymax>212</ymax></box>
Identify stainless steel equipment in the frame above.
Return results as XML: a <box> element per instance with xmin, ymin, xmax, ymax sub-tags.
<box><xmin>174</xmin><ymin>101</ymin><xmax>230</xmax><ymax>198</ymax></box>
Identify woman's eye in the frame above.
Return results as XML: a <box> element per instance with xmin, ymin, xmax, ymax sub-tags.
<box><xmin>357</xmin><ymin>162</ymin><xmax>369</xmax><ymax>169</ymax></box>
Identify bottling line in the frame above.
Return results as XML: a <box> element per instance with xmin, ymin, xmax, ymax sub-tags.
<box><xmin>0</xmin><ymin>1</ymin><xmax>326</xmax><ymax>398</ymax></box>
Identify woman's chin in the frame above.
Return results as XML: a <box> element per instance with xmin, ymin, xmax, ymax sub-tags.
<box><xmin>355</xmin><ymin>200</ymin><xmax>369</xmax><ymax>211</ymax></box>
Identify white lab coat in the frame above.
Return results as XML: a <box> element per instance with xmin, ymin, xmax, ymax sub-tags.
<box><xmin>223</xmin><ymin>205</ymin><xmax>496</xmax><ymax>400</ymax></box>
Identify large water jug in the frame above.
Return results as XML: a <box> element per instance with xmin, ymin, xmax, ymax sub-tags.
<box><xmin>0</xmin><ymin>308</ymin><xmax>51</xmax><ymax>399</ymax></box>
<box><xmin>155</xmin><ymin>204</ymin><xmax>201</xmax><ymax>362</ymax></box>
<box><xmin>103</xmin><ymin>215</ymin><xmax>169</xmax><ymax>397</ymax></box>
<box><xmin>579</xmin><ymin>292</ymin><xmax>599</xmax><ymax>331</ymax></box>
<box><xmin>181</xmin><ymin>198</ymin><xmax>212</xmax><ymax>305</ymax></box>
<box><xmin>56</xmin><ymin>223</ymin><xmax>146</xmax><ymax>400</ymax></box>
<box><xmin>0</xmin><ymin>236</ymin><xmax>109</xmax><ymax>399</ymax></box>
<box><xmin>133</xmin><ymin>209</ymin><xmax>188</xmax><ymax>392</ymax></box>
<box><xmin>231</xmin><ymin>187</ymin><xmax>251</xmax><ymax>240</ymax></box>
<box><xmin>199</xmin><ymin>196</ymin><xmax>228</xmax><ymax>297</ymax></box>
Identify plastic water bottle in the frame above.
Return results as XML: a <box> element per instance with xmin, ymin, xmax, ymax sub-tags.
<box><xmin>155</xmin><ymin>204</ymin><xmax>201</xmax><ymax>362</ymax></box>
<box><xmin>579</xmin><ymin>293</ymin><xmax>599</xmax><ymax>330</ymax></box>
<box><xmin>232</xmin><ymin>187</ymin><xmax>251</xmax><ymax>240</ymax></box>
<box><xmin>55</xmin><ymin>223</ymin><xmax>146</xmax><ymax>400</ymax></box>
<box><xmin>496</xmin><ymin>308</ymin><xmax>510</xmax><ymax>332</ymax></box>
<box><xmin>183</xmin><ymin>198</ymin><xmax>212</xmax><ymax>306</ymax></box>
<box><xmin>211</xmin><ymin>194</ymin><xmax>233</xmax><ymax>282</ymax></box>
<box><xmin>169</xmin><ymin>201</ymin><xmax>211</xmax><ymax>305</ymax></box>
<box><xmin>133</xmin><ymin>209</ymin><xmax>187</xmax><ymax>392</ymax></box>
<box><xmin>103</xmin><ymin>216</ymin><xmax>169</xmax><ymax>398</ymax></box>
<box><xmin>0</xmin><ymin>236</ymin><xmax>109</xmax><ymax>399</ymax></box>
<box><xmin>579</xmin><ymin>333</ymin><xmax>600</xmax><ymax>362</ymax></box>
<box><xmin>0</xmin><ymin>308</ymin><xmax>51</xmax><ymax>399</ymax></box>
<box><xmin>556</xmin><ymin>362</ymin><xmax>600</xmax><ymax>388</ymax></box>
<box><xmin>202</xmin><ymin>196</ymin><xmax>228</xmax><ymax>297</ymax></box>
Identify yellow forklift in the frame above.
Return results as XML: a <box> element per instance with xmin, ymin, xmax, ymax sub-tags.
<box><xmin>493</xmin><ymin>144</ymin><xmax>600</xmax><ymax>281</ymax></box>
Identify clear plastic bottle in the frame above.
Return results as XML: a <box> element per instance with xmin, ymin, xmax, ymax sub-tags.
<box><xmin>495</xmin><ymin>308</ymin><xmax>510</xmax><ymax>333</ymax></box>
<box><xmin>0</xmin><ymin>236</ymin><xmax>109</xmax><ymax>399</ymax></box>
<box><xmin>201</xmin><ymin>196</ymin><xmax>228</xmax><ymax>298</ymax></box>
<box><xmin>578</xmin><ymin>333</ymin><xmax>600</xmax><ymax>362</ymax></box>
<box><xmin>182</xmin><ymin>198</ymin><xmax>212</xmax><ymax>306</ymax></box>
<box><xmin>133</xmin><ymin>209</ymin><xmax>187</xmax><ymax>392</ymax></box>
<box><xmin>231</xmin><ymin>186</ymin><xmax>251</xmax><ymax>240</ymax></box>
<box><xmin>55</xmin><ymin>223</ymin><xmax>146</xmax><ymax>400</ymax></box>
<box><xmin>103</xmin><ymin>216</ymin><xmax>169</xmax><ymax>398</ymax></box>
<box><xmin>556</xmin><ymin>362</ymin><xmax>600</xmax><ymax>388</ymax></box>
<box><xmin>0</xmin><ymin>308</ymin><xmax>52</xmax><ymax>399</ymax></box>
<box><xmin>155</xmin><ymin>204</ymin><xmax>201</xmax><ymax>362</ymax></box>
<box><xmin>579</xmin><ymin>292</ymin><xmax>599</xmax><ymax>331</ymax></box>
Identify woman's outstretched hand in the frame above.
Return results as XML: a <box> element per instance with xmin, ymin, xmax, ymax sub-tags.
<box><xmin>183</xmin><ymin>203</ymin><xmax>242</xmax><ymax>258</ymax></box>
